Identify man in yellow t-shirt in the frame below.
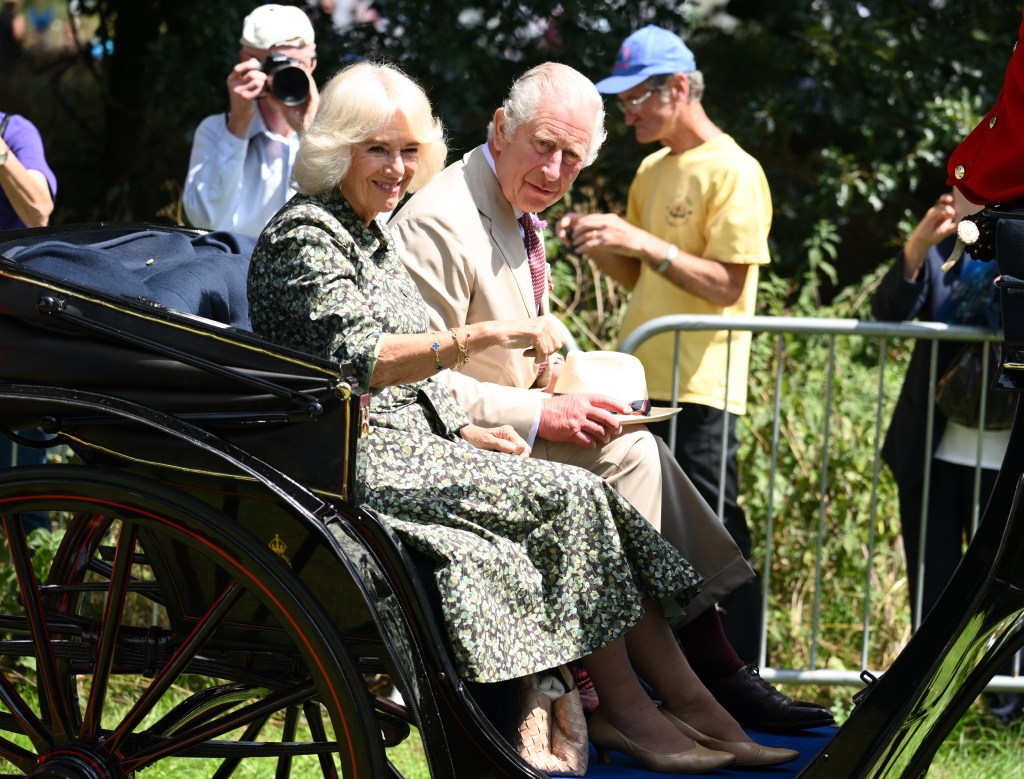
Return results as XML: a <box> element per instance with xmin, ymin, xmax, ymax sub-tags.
<box><xmin>557</xmin><ymin>24</ymin><xmax>772</xmax><ymax>662</ymax></box>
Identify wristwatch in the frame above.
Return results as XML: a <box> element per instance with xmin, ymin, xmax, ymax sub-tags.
<box><xmin>0</xmin><ymin>148</ymin><xmax>7</xmax><ymax>167</ymax></box>
<box><xmin>655</xmin><ymin>243</ymin><xmax>678</xmax><ymax>274</ymax></box>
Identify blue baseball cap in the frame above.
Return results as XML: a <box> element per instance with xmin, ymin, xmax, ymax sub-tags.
<box><xmin>594</xmin><ymin>25</ymin><xmax>697</xmax><ymax>95</ymax></box>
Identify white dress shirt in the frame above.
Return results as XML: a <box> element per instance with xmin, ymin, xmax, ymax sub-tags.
<box><xmin>183</xmin><ymin>108</ymin><xmax>299</xmax><ymax>237</ymax></box>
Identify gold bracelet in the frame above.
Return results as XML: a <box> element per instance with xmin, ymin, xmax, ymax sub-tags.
<box><xmin>450</xmin><ymin>327</ymin><xmax>470</xmax><ymax>371</ymax></box>
<box><xmin>431</xmin><ymin>334</ymin><xmax>444</xmax><ymax>372</ymax></box>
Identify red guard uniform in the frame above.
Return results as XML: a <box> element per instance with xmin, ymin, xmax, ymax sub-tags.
<box><xmin>947</xmin><ymin>13</ymin><xmax>1024</xmax><ymax>205</ymax></box>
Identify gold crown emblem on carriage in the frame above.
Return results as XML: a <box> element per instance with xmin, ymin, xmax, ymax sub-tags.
<box><xmin>268</xmin><ymin>534</ymin><xmax>292</xmax><ymax>567</ymax></box>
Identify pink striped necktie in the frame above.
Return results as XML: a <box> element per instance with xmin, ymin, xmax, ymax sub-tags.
<box><xmin>518</xmin><ymin>212</ymin><xmax>547</xmax><ymax>309</ymax></box>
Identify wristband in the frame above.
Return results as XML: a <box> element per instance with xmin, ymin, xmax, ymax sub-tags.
<box><xmin>655</xmin><ymin>244</ymin><xmax>678</xmax><ymax>275</ymax></box>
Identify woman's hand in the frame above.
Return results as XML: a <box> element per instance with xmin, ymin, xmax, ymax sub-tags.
<box><xmin>460</xmin><ymin>424</ymin><xmax>531</xmax><ymax>456</ymax></box>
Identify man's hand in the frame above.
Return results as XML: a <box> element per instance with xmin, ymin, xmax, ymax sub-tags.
<box><xmin>487</xmin><ymin>314</ymin><xmax>570</xmax><ymax>364</ymax></box>
<box><xmin>903</xmin><ymin>192</ymin><xmax>957</xmax><ymax>279</ymax></box>
<box><xmin>558</xmin><ymin>212</ymin><xmax>645</xmax><ymax>258</ymax></box>
<box><xmin>540</xmin><ymin>356</ymin><xmax>564</xmax><ymax>392</ymax></box>
<box><xmin>460</xmin><ymin>424</ymin><xmax>531</xmax><ymax>456</ymax></box>
<box><xmin>557</xmin><ymin>212</ymin><xmax>644</xmax><ymax>288</ymax></box>
<box><xmin>537</xmin><ymin>394</ymin><xmax>629</xmax><ymax>448</ymax></box>
<box><xmin>225</xmin><ymin>58</ymin><xmax>266</xmax><ymax>138</ymax></box>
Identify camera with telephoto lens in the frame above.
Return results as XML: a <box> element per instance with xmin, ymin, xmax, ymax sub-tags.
<box><xmin>260</xmin><ymin>53</ymin><xmax>309</xmax><ymax>106</ymax></box>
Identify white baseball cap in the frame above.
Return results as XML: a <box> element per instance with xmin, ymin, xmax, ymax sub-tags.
<box><xmin>240</xmin><ymin>4</ymin><xmax>315</xmax><ymax>50</ymax></box>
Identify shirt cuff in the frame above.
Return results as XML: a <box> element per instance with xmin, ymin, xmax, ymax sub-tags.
<box><xmin>525</xmin><ymin>394</ymin><xmax>543</xmax><ymax>448</ymax></box>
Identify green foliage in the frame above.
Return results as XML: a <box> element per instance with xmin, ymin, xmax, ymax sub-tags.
<box><xmin>0</xmin><ymin>527</ymin><xmax>64</xmax><ymax>680</ymax></box>
<box><xmin>928</xmin><ymin>706</ymin><xmax>1024</xmax><ymax>778</ymax></box>
<box><xmin>0</xmin><ymin>527</ymin><xmax>63</xmax><ymax>615</ymax></box>
<box><xmin>7</xmin><ymin>0</ymin><xmax>1017</xmax><ymax>282</ymax></box>
<box><xmin>739</xmin><ymin>260</ymin><xmax>913</xmax><ymax>677</ymax></box>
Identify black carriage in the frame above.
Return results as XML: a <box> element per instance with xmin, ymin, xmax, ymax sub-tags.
<box><xmin>1</xmin><ymin>221</ymin><xmax>1024</xmax><ymax>779</ymax></box>
<box><xmin>0</xmin><ymin>223</ymin><xmax>543</xmax><ymax>778</ymax></box>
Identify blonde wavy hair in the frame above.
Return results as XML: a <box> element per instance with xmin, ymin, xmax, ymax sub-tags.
<box><xmin>292</xmin><ymin>61</ymin><xmax>447</xmax><ymax>196</ymax></box>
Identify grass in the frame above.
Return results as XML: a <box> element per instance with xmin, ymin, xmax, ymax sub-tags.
<box><xmin>387</xmin><ymin>731</ymin><xmax>431</xmax><ymax>779</ymax></box>
<box><xmin>929</xmin><ymin>706</ymin><xmax>1024</xmax><ymax>778</ymax></box>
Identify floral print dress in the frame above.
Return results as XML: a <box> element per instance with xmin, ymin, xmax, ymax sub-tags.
<box><xmin>248</xmin><ymin>189</ymin><xmax>702</xmax><ymax>683</ymax></box>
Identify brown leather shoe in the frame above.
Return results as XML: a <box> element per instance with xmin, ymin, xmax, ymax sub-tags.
<box><xmin>704</xmin><ymin>665</ymin><xmax>835</xmax><ymax>732</ymax></box>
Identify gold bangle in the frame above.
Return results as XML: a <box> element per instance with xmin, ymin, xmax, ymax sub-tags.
<box><xmin>431</xmin><ymin>334</ymin><xmax>444</xmax><ymax>372</ymax></box>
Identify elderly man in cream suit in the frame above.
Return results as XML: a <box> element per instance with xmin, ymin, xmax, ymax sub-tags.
<box><xmin>391</xmin><ymin>72</ymin><xmax>748</xmax><ymax>619</ymax></box>
<box><xmin>391</xmin><ymin>62</ymin><xmax>835</xmax><ymax>731</ymax></box>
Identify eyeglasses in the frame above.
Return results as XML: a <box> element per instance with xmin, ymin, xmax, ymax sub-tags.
<box><xmin>617</xmin><ymin>88</ymin><xmax>658</xmax><ymax>114</ymax></box>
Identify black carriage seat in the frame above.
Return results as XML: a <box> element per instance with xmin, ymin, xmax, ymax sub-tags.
<box><xmin>0</xmin><ymin>223</ymin><xmax>363</xmax><ymax>501</ymax></box>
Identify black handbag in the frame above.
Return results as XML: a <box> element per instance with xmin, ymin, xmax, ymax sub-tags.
<box><xmin>935</xmin><ymin>341</ymin><xmax>1016</xmax><ymax>430</ymax></box>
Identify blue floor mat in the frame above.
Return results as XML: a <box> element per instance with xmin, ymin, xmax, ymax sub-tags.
<box><xmin>584</xmin><ymin>725</ymin><xmax>836</xmax><ymax>777</ymax></box>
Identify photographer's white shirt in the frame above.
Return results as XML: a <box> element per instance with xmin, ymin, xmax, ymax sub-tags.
<box><xmin>183</xmin><ymin>108</ymin><xmax>299</xmax><ymax>237</ymax></box>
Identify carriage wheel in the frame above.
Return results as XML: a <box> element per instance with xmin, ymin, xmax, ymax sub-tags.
<box><xmin>0</xmin><ymin>466</ymin><xmax>396</xmax><ymax>778</ymax></box>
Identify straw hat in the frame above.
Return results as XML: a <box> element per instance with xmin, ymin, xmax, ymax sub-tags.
<box><xmin>553</xmin><ymin>351</ymin><xmax>681</xmax><ymax>425</ymax></box>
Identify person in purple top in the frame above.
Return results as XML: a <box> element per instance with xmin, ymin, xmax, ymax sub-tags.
<box><xmin>0</xmin><ymin>110</ymin><xmax>56</xmax><ymax>229</ymax></box>
<box><xmin>0</xmin><ymin>109</ymin><xmax>57</xmax><ymax>535</ymax></box>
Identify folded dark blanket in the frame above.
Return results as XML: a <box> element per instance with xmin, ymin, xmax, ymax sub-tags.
<box><xmin>1</xmin><ymin>229</ymin><xmax>254</xmax><ymax>330</ymax></box>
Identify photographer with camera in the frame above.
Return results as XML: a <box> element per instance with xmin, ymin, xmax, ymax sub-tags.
<box><xmin>183</xmin><ymin>4</ymin><xmax>319</xmax><ymax>236</ymax></box>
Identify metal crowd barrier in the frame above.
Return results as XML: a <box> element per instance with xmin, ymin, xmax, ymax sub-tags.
<box><xmin>620</xmin><ymin>314</ymin><xmax>1023</xmax><ymax>693</ymax></box>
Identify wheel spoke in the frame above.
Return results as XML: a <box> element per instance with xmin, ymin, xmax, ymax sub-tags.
<box><xmin>123</xmin><ymin>682</ymin><xmax>320</xmax><ymax>773</ymax></box>
<box><xmin>81</xmin><ymin>521</ymin><xmax>138</xmax><ymax>740</ymax></box>
<box><xmin>158</xmin><ymin>737</ymin><xmax>339</xmax><ymax>759</ymax></box>
<box><xmin>1</xmin><ymin>515</ymin><xmax>73</xmax><ymax>745</ymax></box>
<box><xmin>104</xmin><ymin>580</ymin><xmax>244</xmax><ymax>754</ymax></box>
<box><xmin>45</xmin><ymin>513</ymin><xmax>112</xmax><ymax>605</ymax></box>
<box><xmin>0</xmin><ymin>660</ymin><xmax>50</xmax><ymax>754</ymax></box>
<box><xmin>0</xmin><ymin>731</ymin><xmax>38</xmax><ymax>773</ymax></box>
<box><xmin>209</xmin><ymin>711</ymin><xmax>272</xmax><ymax>779</ymax></box>
<box><xmin>305</xmin><ymin>701</ymin><xmax>340</xmax><ymax>779</ymax></box>
<box><xmin>274</xmin><ymin>706</ymin><xmax>300</xmax><ymax>779</ymax></box>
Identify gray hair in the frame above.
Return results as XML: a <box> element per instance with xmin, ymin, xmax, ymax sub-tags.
<box><xmin>486</xmin><ymin>62</ymin><xmax>607</xmax><ymax>167</ymax></box>
<box><xmin>685</xmin><ymin>70</ymin><xmax>705</xmax><ymax>102</ymax></box>
<box><xmin>646</xmin><ymin>70</ymin><xmax>705</xmax><ymax>103</ymax></box>
<box><xmin>291</xmin><ymin>61</ymin><xmax>447</xmax><ymax>196</ymax></box>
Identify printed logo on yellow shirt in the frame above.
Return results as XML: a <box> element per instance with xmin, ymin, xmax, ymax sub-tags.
<box><xmin>666</xmin><ymin>194</ymin><xmax>693</xmax><ymax>226</ymax></box>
